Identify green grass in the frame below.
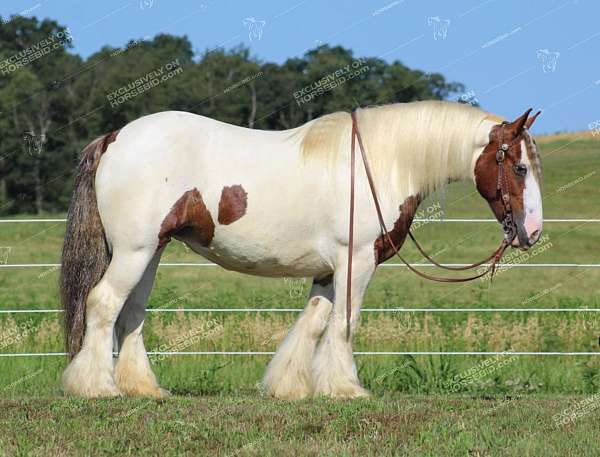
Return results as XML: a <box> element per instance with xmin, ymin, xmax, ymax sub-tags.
<box><xmin>0</xmin><ymin>137</ymin><xmax>599</xmax><ymax>455</ymax></box>
<box><xmin>1</xmin><ymin>395</ymin><xmax>599</xmax><ymax>456</ymax></box>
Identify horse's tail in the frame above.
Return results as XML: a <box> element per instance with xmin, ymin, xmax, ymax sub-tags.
<box><xmin>60</xmin><ymin>131</ymin><xmax>118</xmax><ymax>359</ymax></box>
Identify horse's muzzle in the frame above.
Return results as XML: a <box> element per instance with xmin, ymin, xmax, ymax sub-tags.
<box><xmin>511</xmin><ymin>223</ymin><xmax>541</xmax><ymax>250</ymax></box>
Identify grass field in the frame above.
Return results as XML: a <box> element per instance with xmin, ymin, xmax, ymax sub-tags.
<box><xmin>1</xmin><ymin>395</ymin><xmax>599</xmax><ymax>456</ymax></box>
<box><xmin>0</xmin><ymin>134</ymin><xmax>599</xmax><ymax>455</ymax></box>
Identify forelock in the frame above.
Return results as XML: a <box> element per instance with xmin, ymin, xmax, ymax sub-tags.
<box><xmin>522</xmin><ymin>129</ymin><xmax>542</xmax><ymax>183</ymax></box>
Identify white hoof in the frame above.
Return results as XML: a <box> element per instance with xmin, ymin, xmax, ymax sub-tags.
<box><xmin>62</xmin><ymin>352</ymin><xmax>121</xmax><ymax>398</ymax></box>
<box><xmin>261</xmin><ymin>339</ymin><xmax>318</xmax><ymax>399</ymax></box>
<box><xmin>114</xmin><ymin>358</ymin><xmax>165</xmax><ymax>398</ymax></box>
<box><xmin>260</xmin><ymin>375</ymin><xmax>312</xmax><ymax>400</ymax></box>
<box><xmin>313</xmin><ymin>382</ymin><xmax>371</xmax><ymax>399</ymax></box>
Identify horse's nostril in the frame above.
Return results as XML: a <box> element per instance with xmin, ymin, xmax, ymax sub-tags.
<box><xmin>529</xmin><ymin>230</ymin><xmax>541</xmax><ymax>244</ymax></box>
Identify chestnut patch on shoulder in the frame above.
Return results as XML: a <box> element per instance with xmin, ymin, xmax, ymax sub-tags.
<box><xmin>158</xmin><ymin>189</ymin><xmax>215</xmax><ymax>249</ymax></box>
<box><xmin>374</xmin><ymin>195</ymin><xmax>420</xmax><ymax>264</ymax></box>
<box><xmin>218</xmin><ymin>185</ymin><xmax>247</xmax><ymax>225</ymax></box>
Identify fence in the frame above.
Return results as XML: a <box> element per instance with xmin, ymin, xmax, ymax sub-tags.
<box><xmin>1</xmin><ymin>218</ymin><xmax>599</xmax><ymax>358</ymax></box>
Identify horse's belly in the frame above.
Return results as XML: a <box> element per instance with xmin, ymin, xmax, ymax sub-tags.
<box><xmin>175</xmin><ymin>231</ymin><xmax>330</xmax><ymax>278</ymax></box>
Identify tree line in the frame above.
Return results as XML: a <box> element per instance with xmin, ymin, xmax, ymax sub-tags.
<box><xmin>0</xmin><ymin>16</ymin><xmax>465</xmax><ymax>215</ymax></box>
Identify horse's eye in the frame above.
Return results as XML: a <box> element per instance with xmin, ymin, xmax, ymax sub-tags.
<box><xmin>513</xmin><ymin>164</ymin><xmax>527</xmax><ymax>177</ymax></box>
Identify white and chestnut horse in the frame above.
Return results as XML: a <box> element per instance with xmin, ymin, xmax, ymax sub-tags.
<box><xmin>60</xmin><ymin>101</ymin><xmax>543</xmax><ymax>399</ymax></box>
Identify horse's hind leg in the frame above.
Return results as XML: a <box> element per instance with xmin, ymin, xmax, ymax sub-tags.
<box><xmin>114</xmin><ymin>249</ymin><xmax>164</xmax><ymax>397</ymax></box>
<box><xmin>261</xmin><ymin>277</ymin><xmax>334</xmax><ymax>399</ymax></box>
<box><xmin>61</xmin><ymin>247</ymin><xmax>157</xmax><ymax>398</ymax></box>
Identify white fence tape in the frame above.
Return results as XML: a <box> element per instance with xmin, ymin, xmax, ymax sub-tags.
<box><xmin>1</xmin><ymin>218</ymin><xmax>598</xmax><ymax>358</ymax></box>
<box><xmin>2</xmin><ymin>218</ymin><xmax>600</xmax><ymax>223</ymax></box>
<box><xmin>2</xmin><ymin>262</ymin><xmax>600</xmax><ymax>269</ymax></box>
<box><xmin>2</xmin><ymin>307</ymin><xmax>600</xmax><ymax>314</ymax></box>
<box><xmin>1</xmin><ymin>351</ymin><xmax>599</xmax><ymax>357</ymax></box>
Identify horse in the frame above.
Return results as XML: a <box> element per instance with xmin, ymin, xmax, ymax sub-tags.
<box><xmin>59</xmin><ymin>100</ymin><xmax>543</xmax><ymax>399</ymax></box>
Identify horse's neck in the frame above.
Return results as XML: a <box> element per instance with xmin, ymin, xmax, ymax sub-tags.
<box><xmin>382</xmin><ymin>119</ymin><xmax>494</xmax><ymax>209</ymax></box>
<box><xmin>435</xmin><ymin>119</ymin><xmax>496</xmax><ymax>187</ymax></box>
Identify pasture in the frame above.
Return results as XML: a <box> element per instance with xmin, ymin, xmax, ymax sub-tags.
<box><xmin>1</xmin><ymin>134</ymin><xmax>599</xmax><ymax>455</ymax></box>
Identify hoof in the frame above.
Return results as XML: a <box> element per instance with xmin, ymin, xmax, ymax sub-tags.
<box><xmin>115</xmin><ymin>378</ymin><xmax>168</xmax><ymax>399</ymax></box>
<box><xmin>261</xmin><ymin>366</ymin><xmax>314</xmax><ymax>400</ymax></box>
<box><xmin>62</xmin><ymin>370</ymin><xmax>122</xmax><ymax>398</ymax></box>
<box><xmin>115</xmin><ymin>359</ymin><xmax>164</xmax><ymax>398</ymax></box>
<box><xmin>62</xmin><ymin>352</ymin><xmax>122</xmax><ymax>398</ymax></box>
<box><xmin>313</xmin><ymin>382</ymin><xmax>371</xmax><ymax>399</ymax></box>
<box><xmin>260</xmin><ymin>380</ymin><xmax>312</xmax><ymax>400</ymax></box>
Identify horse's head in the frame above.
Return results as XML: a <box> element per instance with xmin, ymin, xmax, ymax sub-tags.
<box><xmin>474</xmin><ymin>109</ymin><xmax>543</xmax><ymax>250</ymax></box>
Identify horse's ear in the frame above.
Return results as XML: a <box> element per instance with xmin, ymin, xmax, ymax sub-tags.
<box><xmin>525</xmin><ymin>110</ymin><xmax>541</xmax><ymax>129</ymax></box>
<box><xmin>509</xmin><ymin>108</ymin><xmax>533</xmax><ymax>134</ymax></box>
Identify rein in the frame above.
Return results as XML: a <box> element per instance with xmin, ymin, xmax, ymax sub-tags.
<box><xmin>345</xmin><ymin>111</ymin><xmax>515</xmax><ymax>338</ymax></box>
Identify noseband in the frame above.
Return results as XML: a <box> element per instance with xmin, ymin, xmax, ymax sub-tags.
<box><xmin>345</xmin><ymin>111</ymin><xmax>516</xmax><ymax>337</ymax></box>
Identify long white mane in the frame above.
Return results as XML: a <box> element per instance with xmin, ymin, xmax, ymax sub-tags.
<box><xmin>300</xmin><ymin>100</ymin><xmax>498</xmax><ymax>197</ymax></box>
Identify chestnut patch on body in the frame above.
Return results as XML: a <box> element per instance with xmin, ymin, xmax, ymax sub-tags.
<box><xmin>158</xmin><ymin>189</ymin><xmax>215</xmax><ymax>249</ymax></box>
<box><xmin>374</xmin><ymin>195</ymin><xmax>421</xmax><ymax>264</ymax></box>
<box><xmin>218</xmin><ymin>185</ymin><xmax>248</xmax><ymax>225</ymax></box>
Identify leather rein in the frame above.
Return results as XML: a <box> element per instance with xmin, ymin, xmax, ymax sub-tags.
<box><xmin>345</xmin><ymin>111</ymin><xmax>516</xmax><ymax>337</ymax></box>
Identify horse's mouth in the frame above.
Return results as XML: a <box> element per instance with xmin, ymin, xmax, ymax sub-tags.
<box><xmin>509</xmin><ymin>232</ymin><xmax>533</xmax><ymax>250</ymax></box>
<box><xmin>510</xmin><ymin>239</ymin><xmax>530</xmax><ymax>251</ymax></box>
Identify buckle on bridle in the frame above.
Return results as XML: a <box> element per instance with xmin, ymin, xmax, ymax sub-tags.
<box><xmin>501</xmin><ymin>213</ymin><xmax>516</xmax><ymax>241</ymax></box>
<box><xmin>496</xmin><ymin>143</ymin><xmax>509</xmax><ymax>162</ymax></box>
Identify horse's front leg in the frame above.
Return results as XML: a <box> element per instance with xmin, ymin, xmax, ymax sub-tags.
<box><xmin>312</xmin><ymin>247</ymin><xmax>376</xmax><ymax>398</ymax></box>
<box><xmin>261</xmin><ymin>277</ymin><xmax>334</xmax><ymax>399</ymax></box>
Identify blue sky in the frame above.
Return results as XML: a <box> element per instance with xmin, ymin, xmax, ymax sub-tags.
<box><xmin>1</xmin><ymin>0</ymin><xmax>599</xmax><ymax>133</ymax></box>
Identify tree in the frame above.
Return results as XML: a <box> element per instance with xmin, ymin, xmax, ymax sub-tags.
<box><xmin>0</xmin><ymin>16</ymin><xmax>80</xmax><ymax>214</ymax></box>
<box><xmin>0</xmin><ymin>18</ymin><xmax>465</xmax><ymax>215</ymax></box>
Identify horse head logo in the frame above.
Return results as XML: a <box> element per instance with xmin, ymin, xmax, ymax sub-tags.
<box><xmin>139</xmin><ymin>0</ymin><xmax>154</xmax><ymax>10</ymax></box>
<box><xmin>23</xmin><ymin>131</ymin><xmax>46</xmax><ymax>158</ymax></box>
<box><xmin>243</xmin><ymin>17</ymin><xmax>266</xmax><ymax>42</ymax></box>
<box><xmin>427</xmin><ymin>16</ymin><xmax>451</xmax><ymax>41</ymax></box>
<box><xmin>0</xmin><ymin>247</ymin><xmax>11</xmax><ymax>265</ymax></box>
<box><xmin>536</xmin><ymin>49</ymin><xmax>560</xmax><ymax>73</ymax></box>
<box><xmin>283</xmin><ymin>277</ymin><xmax>306</xmax><ymax>298</ymax></box>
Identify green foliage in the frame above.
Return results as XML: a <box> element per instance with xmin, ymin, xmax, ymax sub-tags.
<box><xmin>579</xmin><ymin>362</ymin><xmax>599</xmax><ymax>393</ymax></box>
<box><xmin>363</xmin><ymin>355</ymin><xmax>459</xmax><ymax>393</ymax></box>
<box><xmin>0</xmin><ymin>17</ymin><xmax>464</xmax><ymax>214</ymax></box>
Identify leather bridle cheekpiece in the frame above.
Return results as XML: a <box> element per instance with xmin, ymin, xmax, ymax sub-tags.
<box><xmin>495</xmin><ymin>122</ymin><xmax>518</xmax><ymax>244</ymax></box>
<box><xmin>345</xmin><ymin>111</ymin><xmax>516</xmax><ymax>338</ymax></box>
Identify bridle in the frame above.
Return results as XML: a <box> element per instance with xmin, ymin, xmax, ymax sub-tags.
<box><xmin>495</xmin><ymin>122</ymin><xmax>519</xmax><ymax>244</ymax></box>
<box><xmin>345</xmin><ymin>111</ymin><xmax>518</xmax><ymax>337</ymax></box>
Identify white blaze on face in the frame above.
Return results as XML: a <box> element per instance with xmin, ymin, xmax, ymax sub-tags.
<box><xmin>520</xmin><ymin>139</ymin><xmax>543</xmax><ymax>244</ymax></box>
